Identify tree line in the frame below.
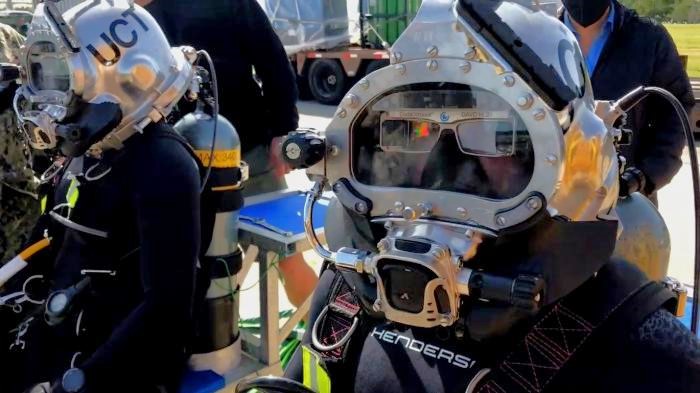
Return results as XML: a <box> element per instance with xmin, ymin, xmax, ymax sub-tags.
<box><xmin>620</xmin><ymin>0</ymin><xmax>700</xmax><ymax>23</ymax></box>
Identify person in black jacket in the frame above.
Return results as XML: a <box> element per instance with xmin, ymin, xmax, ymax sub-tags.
<box><xmin>136</xmin><ymin>0</ymin><xmax>318</xmax><ymax>316</ymax></box>
<box><xmin>136</xmin><ymin>0</ymin><xmax>299</xmax><ymax>195</ymax></box>
<box><xmin>561</xmin><ymin>0</ymin><xmax>695</xmax><ymax>203</ymax></box>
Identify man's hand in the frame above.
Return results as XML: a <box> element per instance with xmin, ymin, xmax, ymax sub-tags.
<box><xmin>269</xmin><ymin>136</ymin><xmax>291</xmax><ymax>178</ymax></box>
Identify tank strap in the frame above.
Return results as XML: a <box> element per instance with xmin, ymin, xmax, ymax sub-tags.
<box><xmin>473</xmin><ymin>260</ymin><xmax>676</xmax><ymax>393</ymax></box>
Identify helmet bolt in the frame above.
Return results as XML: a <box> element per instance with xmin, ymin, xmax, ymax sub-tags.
<box><xmin>395</xmin><ymin>64</ymin><xmax>407</xmax><ymax>75</ymax></box>
<box><xmin>418</xmin><ymin>202</ymin><xmax>432</xmax><ymax>217</ymax></box>
<box><xmin>346</xmin><ymin>94</ymin><xmax>360</xmax><ymax>108</ymax></box>
<box><xmin>496</xmin><ymin>216</ymin><xmax>507</xmax><ymax>226</ymax></box>
<box><xmin>457</xmin><ymin>207</ymin><xmax>468</xmax><ymax>218</ymax></box>
<box><xmin>517</xmin><ymin>94</ymin><xmax>533</xmax><ymax>109</ymax></box>
<box><xmin>533</xmin><ymin>109</ymin><xmax>546</xmax><ymax>121</ymax></box>
<box><xmin>355</xmin><ymin>202</ymin><xmax>368</xmax><ymax>214</ymax></box>
<box><xmin>527</xmin><ymin>197</ymin><xmax>542</xmax><ymax>211</ymax></box>
<box><xmin>503</xmin><ymin>75</ymin><xmax>515</xmax><ymax>87</ymax></box>
<box><xmin>402</xmin><ymin>206</ymin><xmax>417</xmax><ymax>220</ymax></box>
<box><xmin>459</xmin><ymin>62</ymin><xmax>472</xmax><ymax>73</ymax></box>
<box><xmin>394</xmin><ymin>201</ymin><xmax>405</xmax><ymax>212</ymax></box>
<box><xmin>427</xmin><ymin>46</ymin><xmax>439</xmax><ymax>58</ymax></box>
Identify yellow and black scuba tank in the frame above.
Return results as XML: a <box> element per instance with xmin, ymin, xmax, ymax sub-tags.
<box><xmin>174</xmin><ymin>60</ymin><xmax>249</xmax><ymax>374</ymax></box>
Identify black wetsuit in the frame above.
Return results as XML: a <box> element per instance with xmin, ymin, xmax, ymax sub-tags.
<box><xmin>4</xmin><ymin>122</ymin><xmax>201</xmax><ymax>392</ymax></box>
<box><xmin>285</xmin><ymin>264</ymin><xmax>700</xmax><ymax>393</ymax></box>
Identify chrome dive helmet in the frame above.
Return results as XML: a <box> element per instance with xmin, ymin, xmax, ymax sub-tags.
<box><xmin>285</xmin><ymin>0</ymin><xmax>619</xmax><ymax>337</ymax></box>
<box><xmin>15</xmin><ymin>0</ymin><xmax>196</xmax><ymax>157</ymax></box>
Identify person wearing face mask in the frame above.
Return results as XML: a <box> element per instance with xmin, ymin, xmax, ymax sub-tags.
<box><xmin>561</xmin><ymin>0</ymin><xmax>695</xmax><ymax>204</ymax></box>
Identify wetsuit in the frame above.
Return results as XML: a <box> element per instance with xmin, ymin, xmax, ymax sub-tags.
<box><xmin>5</xmin><ymin>122</ymin><xmax>201</xmax><ymax>393</ymax></box>
<box><xmin>285</xmin><ymin>263</ymin><xmax>700</xmax><ymax>393</ymax></box>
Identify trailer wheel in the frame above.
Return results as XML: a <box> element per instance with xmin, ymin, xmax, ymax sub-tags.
<box><xmin>308</xmin><ymin>59</ymin><xmax>347</xmax><ymax>105</ymax></box>
<box><xmin>365</xmin><ymin>60</ymin><xmax>390</xmax><ymax>75</ymax></box>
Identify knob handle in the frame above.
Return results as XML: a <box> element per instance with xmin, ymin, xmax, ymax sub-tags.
<box><xmin>281</xmin><ymin>129</ymin><xmax>326</xmax><ymax>169</ymax></box>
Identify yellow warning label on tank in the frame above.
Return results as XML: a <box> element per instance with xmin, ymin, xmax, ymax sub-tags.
<box><xmin>194</xmin><ymin>149</ymin><xmax>241</xmax><ymax>168</ymax></box>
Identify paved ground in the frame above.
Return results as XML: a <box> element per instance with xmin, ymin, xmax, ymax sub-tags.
<box><xmin>239</xmin><ymin>99</ymin><xmax>699</xmax><ymax>321</ymax></box>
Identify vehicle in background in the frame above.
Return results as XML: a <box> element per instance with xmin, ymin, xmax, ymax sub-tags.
<box><xmin>260</xmin><ymin>0</ymin><xmax>567</xmax><ymax>105</ymax></box>
<box><xmin>0</xmin><ymin>10</ymin><xmax>31</xmax><ymax>34</ymax></box>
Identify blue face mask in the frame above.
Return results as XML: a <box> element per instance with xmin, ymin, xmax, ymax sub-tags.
<box><xmin>563</xmin><ymin>0</ymin><xmax>610</xmax><ymax>27</ymax></box>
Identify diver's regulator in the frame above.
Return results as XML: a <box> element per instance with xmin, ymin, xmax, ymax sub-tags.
<box><xmin>283</xmin><ymin>131</ymin><xmax>544</xmax><ymax>329</ymax></box>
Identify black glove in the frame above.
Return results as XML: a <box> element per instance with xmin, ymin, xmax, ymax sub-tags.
<box><xmin>619</xmin><ymin>167</ymin><xmax>646</xmax><ymax>197</ymax></box>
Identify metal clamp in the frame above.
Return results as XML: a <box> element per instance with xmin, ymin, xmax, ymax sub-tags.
<box><xmin>9</xmin><ymin>317</ymin><xmax>33</xmax><ymax>351</ymax></box>
<box><xmin>311</xmin><ymin>305</ymin><xmax>359</xmax><ymax>352</ymax></box>
<box><xmin>662</xmin><ymin>276</ymin><xmax>688</xmax><ymax>317</ymax></box>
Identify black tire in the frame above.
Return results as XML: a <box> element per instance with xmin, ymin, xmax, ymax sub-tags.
<box><xmin>308</xmin><ymin>59</ymin><xmax>347</xmax><ymax>105</ymax></box>
<box><xmin>365</xmin><ymin>59</ymin><xmax>390</xmax><ymax>76</ymax></box>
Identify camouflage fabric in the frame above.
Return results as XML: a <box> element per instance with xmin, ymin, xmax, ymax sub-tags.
<box><xmin>0</xmin><ymin>23</ymin><xmax>36</xmax><ymax>262</ymax></box>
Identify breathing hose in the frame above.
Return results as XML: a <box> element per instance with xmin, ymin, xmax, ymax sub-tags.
<box><xmin>612</xmin><ymin>86</ymin><xmax>699</xmax><ymax>334</ymax></box>
<box><xmin>196</xmin><ymin>50</ymin><xmax>219</xmax><ymax>193</ymax></box>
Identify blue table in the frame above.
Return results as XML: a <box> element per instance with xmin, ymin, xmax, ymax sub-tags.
<box><xmin>181</xmin><ymin>190</ymin><xmax>329</xmax><ymax>393</ymax></box>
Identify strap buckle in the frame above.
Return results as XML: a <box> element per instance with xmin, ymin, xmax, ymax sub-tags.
<box><xmin>662</xmin><ymin>276</ymin><xmax>688</xmax><ymax>317</ymax></box>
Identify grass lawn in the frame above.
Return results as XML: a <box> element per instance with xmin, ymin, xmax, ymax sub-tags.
<box><xmin>664</xmin><ymin>24</ymin><xmax>700</xmax><ymax>79</ymax></box>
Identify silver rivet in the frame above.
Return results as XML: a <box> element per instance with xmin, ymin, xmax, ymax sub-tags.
<box><xmin>517</xmin><ymin>94</ymin><xmax>533</xmax><ymax>109</ymax></box>
<box><xmin>418</xmin><ymin>202</ymin><xmax>432</xmax><ymax>216</ymax></box>
<box><xmin>384</xmin><ymin>221</ymin><xmax>393</xmax><ymax>230</ymax></box>
<box><xmin>527</xmin><ymin>197</ymin><xmax>541</xmax><ymax>211</ymax></box>
<box><xmin>395</xmin><ymin>64</ymin><xmax>406</xmax><ymax>75</ymax></box>
<box><xmin>464</xmin><ymin>47</ymin><xmax>476</xmax><ymax>60</ymax></box>
<box><xmin>427</xmin><ymin>46</ymin><xmax>439</xmax><ymax>58</ymax></box>
<box><xmin>402</xmin><ymin>207</ymin><xmax>417</xmax><ymax>220</ymax></box>
<box><xmin>346</xmin><ymin>94</ymin><xmax>360</xmax><ymax>108</ymax></box>
<box><xmin>332</xmin><ymin>183</ymin><xmax>342</xmax><ymax>192</ymax></box>
<box><xmin>393</xmin><ymin>51</ymin><xmax>403</xmax><ymax>62</ymax></box>
<box><xmin>359</xmin><ymin>78</ymin><xmax>370</xmax><ymax>89</ymax></box>
<box><xmin>337</xmin><ymin>109</ymin><xmax>347</xmax><ymax>118</ymax></box>
<box><xmin>533</xmin><ymin>109</ymin><xmax>546</xmax><ymax>121</ymax></box>
<box><xmin>427</xmin><ymin>60</ymin><xmax>438</xmax><ymax>71</ymax></box>
<box><xmin>465</xmin><ymin>229</ymin><xmax>475</xmax><ymax>240</ymax></box>
<box><xmin>459</xmin><ymin>62</ymin><xmax>472</xmax><ymax>73</ymax></box>
<box><xmin>440</xmin><ymin>315</ymin><xmax>452</xmax><ymax>326</ymax></box>
<box><xmin>355</xmin><ymin>202</ymin><xmax>368</xmax><ymax>214</ymax></box>
<box><xmin>394</xmin><ymin>201</ymin><xmax>404</xmax><ymax>212</ymax></box>
<box><xmin>457</xmin><ymin>207</ymin><xmax>468</xmax><ymax>218</ymax></box>
<box><xmin>545</xmin><ymin>154</ymin><xmax>558</xmax><ymax>165</ymax></box>
<box><xmin>329</xmin><ymin>145</ymin><xmax>340</xmax><ymax>156</ymax></box>
<box><xmin>496</xmin><ymin>216</ymin><xmax>507</xmax><ymax>226</ymax></box>
<box><xmin>503</xmin><ymin>75</ymin><xmax>515</xmax><ymax>87</ymax></box>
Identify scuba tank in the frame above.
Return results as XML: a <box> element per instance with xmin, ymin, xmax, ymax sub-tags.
<box><xmin>612</xmin><ymin>193</ymin><xmax>671</xmax><ymax>281</ymax></box>
<box><xmin>174</xmin><ymin>61</ymin><xmax>248</xmax><ymax>374</ymax></box>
